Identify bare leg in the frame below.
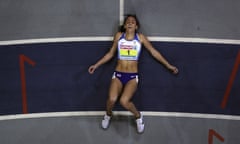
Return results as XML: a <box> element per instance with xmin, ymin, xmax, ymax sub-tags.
<box><xmin>106</xmin><ymin>78</ymin><xmax>122</xmax><ymax>116</ymax></box>
<box><xmin>119</xmin><ymin>79</ymin><xmax>141</xmax><ymax>119</ymax></box>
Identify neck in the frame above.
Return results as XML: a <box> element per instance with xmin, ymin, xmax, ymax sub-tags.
<box><xmin>125</xmin><ymin>31</ymin><xmax>136</xmax><ymax>40</ymax></box>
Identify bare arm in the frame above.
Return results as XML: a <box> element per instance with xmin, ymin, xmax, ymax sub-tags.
<box><xmin>88</xmin><ymin>32</ymin><xmax>122</xmax><ymax>74</ymax></box>
<box><xmin>139</xmin><ymin>33</ymin><xmax>178</xmax><ymax>74</ymax></box>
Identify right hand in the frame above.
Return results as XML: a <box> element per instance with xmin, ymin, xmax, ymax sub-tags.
<box><xmin>88</xmin><ymin>65</ymin><xmax>97</xmax><ymax>74</ymax></box>
<box><xmin>167</xmin><ymin>64</ymin><xmax>179</xmax><ymax>74</ymax></box>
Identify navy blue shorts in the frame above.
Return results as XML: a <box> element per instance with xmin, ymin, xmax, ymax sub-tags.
<box><xmin>112</xmin><ymin>71</ymin><xmax>139</xmax><ymax>85</ymax></box>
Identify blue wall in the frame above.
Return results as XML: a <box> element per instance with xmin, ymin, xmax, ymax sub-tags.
<box><xmin>0</xmin><ymin>41</ymin><xmax>239</xmax><ymax>115</ymax></box>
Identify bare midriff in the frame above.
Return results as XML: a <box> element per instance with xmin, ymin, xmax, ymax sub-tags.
<box><xmin>115</xmin><ymin>60</ymin><xmax>138</xmax><ymax>73</ymax></box>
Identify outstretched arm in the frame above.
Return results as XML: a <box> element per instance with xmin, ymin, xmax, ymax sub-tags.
<box><xmin>88</xmin><ymin>32</ymin><xmax>122</xmax><ymax>74</ymax></box>
<box><xmin>139</xmin><ymin>34</ymin><xmax>178</xmax><ymax>74</ymax></box>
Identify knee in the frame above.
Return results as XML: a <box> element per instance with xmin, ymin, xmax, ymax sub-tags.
<box><xmin>108</xmin><ymin>96</ymin><xmax>117</xmax><ymax>105</ymax></box>
<box><xmin>120</xmin><ymin>98</ymin><xmax>129</xmax><ymax>109</ymax></box>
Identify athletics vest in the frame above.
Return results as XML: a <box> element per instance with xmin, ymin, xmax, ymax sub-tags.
<box><xmin>117</xmin><ymin>33</ymin><xmax>142</xmax><ymax>61</ymax></box>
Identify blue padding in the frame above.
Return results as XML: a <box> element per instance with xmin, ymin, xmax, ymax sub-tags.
<box><xmin>0</xmin><ymin>41</ymin><xmax>239</xmax><ymax>115</ymax></box>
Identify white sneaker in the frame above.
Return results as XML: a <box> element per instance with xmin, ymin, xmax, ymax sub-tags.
<box><xmin>136</xmin><ymin>112</ymin><xmax>144</xmax><ymax>133</ymax></box>
<box><xmin>101</xmin><ymin>114</ymin><xmax>111</xmax><ymax>129</ymax></box>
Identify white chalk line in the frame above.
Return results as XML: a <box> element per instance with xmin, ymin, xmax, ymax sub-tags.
<box><xmin>1</xmin><ymin>36</ymin><xmax>240</xmax><ymax>46</ymax></box>
<box><xmin>0</xmin><ymin>111</ymin><xmax>240</xmax><ymax>121</ymax></box>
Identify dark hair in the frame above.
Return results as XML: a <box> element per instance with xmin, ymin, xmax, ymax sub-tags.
<box><xmin>119</xmin><ymin>14</ymin><xmax>140</xmax><ymax>32</ymax></box>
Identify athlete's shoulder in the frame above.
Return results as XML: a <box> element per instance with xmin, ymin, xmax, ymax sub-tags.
<box><xmin>136</xmin><ymin>32</ymin><xmax>146</xmax><ymax>43</ymax></box>
<box><xmin>137</xmin><ymin>32</ymin><xmax>145</xmax><ymax>38</ymax></box>
<box><xmin>113</xmin><ymin>32</ymin><xmax>123</xmax><ymax>41</ymax></box>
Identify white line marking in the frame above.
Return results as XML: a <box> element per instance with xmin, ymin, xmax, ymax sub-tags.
<box><xmin>149</xmin><ymin>37</ymin><xmax>240</xmax><ymax>45</ymax></box>
<box><xmin>0</xmin><ymin>37</ymin><xmax>113</xmax><ymax>46</ymax></box>
<box><xmin>119</xmin><ymin>0</ymin><xmax>124</xmax><ymax>25</ymax></box>
<box><xmin>0</xmin><ymin>36</ymin><xmax>240</xmax><ymax>46</ymax></box>
<box><xmin>0</xmin><ymin>111</ymin><xmax>240</xmax><ymax>121</ymax></box>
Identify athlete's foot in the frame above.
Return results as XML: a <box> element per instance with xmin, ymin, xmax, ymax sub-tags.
<box><xmin>101</xmin><ymin>114</ymin><xmax>111</xmax><ymax>129</ymax></box>
<box><xmin>136</xmin><ymin>112</ymin><xmax>144</xmax><ymax>133</ymax></box>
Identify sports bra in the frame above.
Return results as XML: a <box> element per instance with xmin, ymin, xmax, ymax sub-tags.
<box><xmin>117</xmin><ymin>33</ymin><xmax>142</xmax><ymax>61</ymax></box>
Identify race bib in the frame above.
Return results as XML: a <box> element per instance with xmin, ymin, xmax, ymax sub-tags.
<box><xmin>119</xmin><ymin>49</ymin><xmax>137</xmax><ymax>57</ymax></box>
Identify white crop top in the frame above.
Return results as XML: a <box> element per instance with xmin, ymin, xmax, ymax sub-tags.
<box><xmin>117</xmin><ymin>33</ymin><xmax>142</xmax><ymax>61</ymax></box>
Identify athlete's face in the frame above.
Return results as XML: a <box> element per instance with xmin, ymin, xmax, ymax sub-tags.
<box><xmin>124</xmin><ymin>16</ymin><xmax>138</xmax><ymax>32</ymax></box>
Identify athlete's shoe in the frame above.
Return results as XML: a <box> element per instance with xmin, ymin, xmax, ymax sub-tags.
<box><xmin>101</xmin><ymin>114</ymin><xmax>111</xmax><ymax>129</ymax></box>
<box><xmin>136</xmin><ymin>112</ymin><xmax>144</xmax><ymax>133</ymax></box>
